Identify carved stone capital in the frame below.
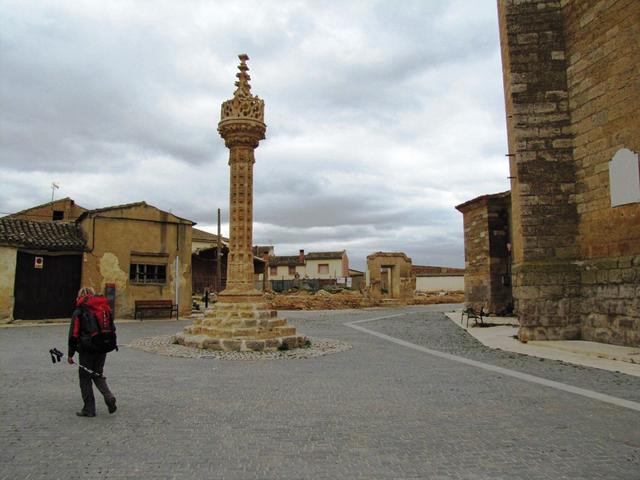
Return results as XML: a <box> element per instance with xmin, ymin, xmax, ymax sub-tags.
<box><xmin>218</xmin><ymin>121</ymin><xmax>266</xmax><ymax>149</ymax></box>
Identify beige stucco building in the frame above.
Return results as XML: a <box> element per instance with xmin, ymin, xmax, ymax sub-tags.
<box><xmin>77</xmin><ymin>202</ymin><xmax>193</xmax><ymax>318</ymax></box>
<box><xmin>1</xmin><ymin>200</ymin><xmax>194</xmax><ymax>320</ymax></box>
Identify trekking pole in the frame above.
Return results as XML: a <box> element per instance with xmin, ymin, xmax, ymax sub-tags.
<box><xmin>49</xmin><ymin>348</ymin><xmax>105</xmax><ymax>379</ymax></box>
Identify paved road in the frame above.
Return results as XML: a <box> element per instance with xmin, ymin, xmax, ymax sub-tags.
<box><xmin>1</xmin><ymin>305</ymin><xmax>639</xmax><ymax>479</ymax></box>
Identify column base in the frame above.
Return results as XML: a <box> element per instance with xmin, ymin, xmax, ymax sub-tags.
<box><xmin>175</xmin><ymin>297</ymin><xmax>307</xmax><ymax>352</ymax></box>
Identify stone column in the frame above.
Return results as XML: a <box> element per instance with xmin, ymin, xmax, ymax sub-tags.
<box><xmin>217</xmin><ymin>54</ymin><xmax>265</xmax><ymax>299</ymax></box>
<box><xmin>176</xmin><ymin>54</ymin><xmax>306</xmax><ymax>352</ymax></box>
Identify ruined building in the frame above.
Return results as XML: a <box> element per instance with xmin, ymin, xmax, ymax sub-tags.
<box><xmin>366</xmin><ymin>252</ymin><xmax>415</xmax><ymax>306</ymax></box>
<box><xmin>459</xmin><ymin>0</ymin><xmax>639</xmax><ymax>346</ymax></box>
<box><xmin>455</xmin><ymin>191</ymin><xmax>512</xmax><ymax>315</ymax></box>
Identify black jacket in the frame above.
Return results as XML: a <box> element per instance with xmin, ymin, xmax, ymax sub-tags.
<box><xmin>67</xmin><ymin>306</ymin><xmax>91</xmax><ymax>357</ymax></box>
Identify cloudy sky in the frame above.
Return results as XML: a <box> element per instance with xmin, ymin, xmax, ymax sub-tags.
<box><xmin>0</xmin><ymin>0</ymin><xmax>510</xmax><ymax>270</ymax></box>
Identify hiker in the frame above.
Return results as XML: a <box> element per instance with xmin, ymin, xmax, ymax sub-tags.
<box><xmin>68</xmin><ymin>287</ymin><xmax>117</xmax><ymax>417</ymax></box>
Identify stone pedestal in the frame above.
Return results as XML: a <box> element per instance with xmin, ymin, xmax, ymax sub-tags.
<box><xmin>175</xmin><ymin>301</ymin><xmax>305</xmax><ymax>352</ymax></box>
<box><xmin>177</xmin><ymin>53</ymin><xmax>305</xmax><ymax>352</ymax></box>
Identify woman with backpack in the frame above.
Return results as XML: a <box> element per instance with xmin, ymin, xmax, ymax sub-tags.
<box><xmin>67</xmin><ymin>287</ymin><xmax>117</xmax><ymax>417</ymax></box>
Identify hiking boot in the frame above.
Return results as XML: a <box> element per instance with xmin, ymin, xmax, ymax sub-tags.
<box><xmin>106</xmin><ymin>397</ymin><xmax>117</xmax><ymax>414</ymax></box>
<box><xmin>76</xmin><ymin>410</ymin><xmax>96</xmax><ymax>417</ymax></box>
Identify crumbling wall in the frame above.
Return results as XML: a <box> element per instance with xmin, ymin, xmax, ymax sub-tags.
<box><xmin>366</xmin><ymin>252</ymin><xmax>414</xmax><ymax>304</ymax></box>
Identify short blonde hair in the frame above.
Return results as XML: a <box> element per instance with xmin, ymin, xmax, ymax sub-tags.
<box><xmin>77</xmin><ymin>287</ymin><xmax>95</xmax><ymax>298</ymax></box>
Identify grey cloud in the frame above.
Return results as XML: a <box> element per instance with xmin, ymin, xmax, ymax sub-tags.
<box><xmin>1</xmin><ymin>0</ymin><xmax>505</xmax><ymax>270</ymax></box>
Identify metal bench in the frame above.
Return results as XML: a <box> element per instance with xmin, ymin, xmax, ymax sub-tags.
<box><xmin>461</xmin><ymin>307</ymin><xmax>485</xmax><ymax>328</ymax></box>
<box><xmin>134</xmin><ymin>300</ymin><xmax>178</xmax><ymax>321</ymax></box>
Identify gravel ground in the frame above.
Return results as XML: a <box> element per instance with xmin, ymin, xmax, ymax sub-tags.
<box><xmin>127</xmin><ymin>335</ymin><xmax>352</xmax><ymax>360</ymax></box>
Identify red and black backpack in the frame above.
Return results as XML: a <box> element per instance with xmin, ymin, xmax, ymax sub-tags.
<box><xmin>80</xmin><ymin>295</ymin><xmax>118</xmax><ymax>353</ymax></box>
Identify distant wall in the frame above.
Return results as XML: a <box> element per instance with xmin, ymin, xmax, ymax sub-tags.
<box><xmin>415</xmin><ymin>275</ymin><xmax>464</xmax><ymax>292</ymax></box>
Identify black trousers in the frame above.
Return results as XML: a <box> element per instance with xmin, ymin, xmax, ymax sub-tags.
<box><xmin>78</xmin><ymin>350</ymin><xmax>114</xmax><ymax>414</ymax></box>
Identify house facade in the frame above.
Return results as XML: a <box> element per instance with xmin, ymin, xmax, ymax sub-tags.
<box><xmin>77</xmin><ymin>202</ymin><xmax>194</xmax><ymax>318</ymax></box>
<box><xmin>1</xmin><ymin>200</ymin><xmax>195</xmax><ymax>320</ymax></box>
<box><xmin>268</xmin><ymin>249</ymin><xmax>349</xmax><ymax>281</ymax></box>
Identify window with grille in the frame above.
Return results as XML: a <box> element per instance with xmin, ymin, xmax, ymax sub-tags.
<box><xmin>288</xmin><ymin>265</ymin><xmax>296</xmax><ymax>275</ymax></box>
<box><xmin>130</xmin><ymin>264</ymin><xmax>167</xmax><ymax>284</ymax></box>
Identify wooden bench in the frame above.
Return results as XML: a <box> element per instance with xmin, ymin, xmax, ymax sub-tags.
<box><xmin>461</xmin><ymin>307</ymin><xmax>486</xmax><ymax>328</ymax></box>
<box><xmin>134</xmin><ymin>300</ymin><xmax>178</xmax><ymax>321</ymax></box>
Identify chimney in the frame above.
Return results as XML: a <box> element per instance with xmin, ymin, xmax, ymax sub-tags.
<box><xmin>299</xmin><ymin>249</ymin><xmax>305</xmax><ymax>263</ymax></box>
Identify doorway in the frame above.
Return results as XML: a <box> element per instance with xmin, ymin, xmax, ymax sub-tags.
<box><xmin>13</xmin><ymin>251</ymin><xmax>82</xmax><ymax>319</ymax></box>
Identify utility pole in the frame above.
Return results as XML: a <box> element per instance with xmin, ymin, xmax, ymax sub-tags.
<box><xmin>216</xmin><ymin>208</ymin><xmax>222</xmax><ymax>293</ymax></box>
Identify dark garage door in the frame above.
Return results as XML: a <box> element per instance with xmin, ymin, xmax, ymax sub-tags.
<box><xmin>13</xmin><ymin>251</ymin><xmax>82</xmax><ymax>320</ymax></box>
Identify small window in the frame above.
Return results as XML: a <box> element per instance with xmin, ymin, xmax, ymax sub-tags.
<box><xmin>288</xmin><ymin>265</ymin><xmax>296</xmax><ymax>275</ymax></box>
<box><xmin>52</xmin><ymin>210</ymin><xmax>64</xmax><ymax>221</ymax></box>
<box><xmin>609</xmin><ymin>148</ymin><xmax>640</xmax><ymax>206</ymax></box>
<box><xmin>130</xmin><ymin>264</ymin><xmax>167</xmax><ymax>284</ymax></box>
<box><xmin>318</xmin><ymin>264</ymin><xmax>329</xmax><ymax>274</ymax></box>
<box><xmin>269</xmin><ymin>266</ymin><xmax>277</xmax><ymax>276</ymax></box>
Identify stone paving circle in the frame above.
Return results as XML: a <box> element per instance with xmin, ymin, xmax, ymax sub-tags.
<box><xmin>126</xmin><ymin>334</ymin><xmax>352</xmax><ymax>360</ymax></box>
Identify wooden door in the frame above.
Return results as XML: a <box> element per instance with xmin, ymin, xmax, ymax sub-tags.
<box><xmin>13</xmin><ymin>251</ymin><xmax>82</xmax><ymax>319</ymax></box>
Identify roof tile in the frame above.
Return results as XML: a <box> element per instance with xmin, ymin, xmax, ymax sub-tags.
<box><xmin>0</xmin><ymin>218</ymin><xmax>85</xmax><ymax>251</ymax></box>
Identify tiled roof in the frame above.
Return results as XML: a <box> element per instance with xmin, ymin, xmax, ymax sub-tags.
<box><xmin>269</xmin><ymin>255</ymin><xmax>305</xmax><ymax>266</ymax></box>
<box><xmin>77</xmin><ymin>201</ymin><xmax>148</xmax><ymax>219</ymax></box>
<box><xmin>77</xmin><ymin>201</ymin><xmax>194</xmax><ymax>225</ymax></box>
<box><xmin>268</xmin><ymin>250</ymin><xmax>346</xmax><ymax>265</ymax></box>
<box><xmin>0</xmin><ymin>219</ymin><xmax>85</xmax><ymax>251</ymax></box>
<box><xmin>192</xmin><ymin>228</ymin><xmax>228</xmax><ymax>243</ymax></box>
<box><xmin>412</xmin><ymin>265</ymin><xmax>465</xmax><ymax>276</ymax></box>
<box><xmin>306</xmin><ymin>251</ymin><xmax>345</xmax><ymax>260</ymax></box>
<box><xmin>253</xmin><ymin>246</ymin><xmax>274</xmax><ymax>257</ymax></box>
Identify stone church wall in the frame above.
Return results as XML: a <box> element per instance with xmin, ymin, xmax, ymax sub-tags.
<box><xmin>498</xmin><ymin>0</ymin><xmax>639</xmax><ymax>345</ymax></box>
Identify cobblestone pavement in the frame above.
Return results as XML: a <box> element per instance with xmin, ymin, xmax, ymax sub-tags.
<box><xmin>1</xmin><ymin>305</ymin><xmax>639</xmax><ymax>480</ymax></box>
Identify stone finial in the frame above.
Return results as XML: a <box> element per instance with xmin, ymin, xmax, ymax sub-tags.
<box><xmin>220</xmin><ymin>54</ymin><xmax>265</xmax><ymax>127</ymax></box>
<box><xmin>233</xmin><ymin>54</ymin><xmax>252</xmax><ymax>99</ymax></box>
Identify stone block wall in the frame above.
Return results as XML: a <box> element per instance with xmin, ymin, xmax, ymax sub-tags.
<box><xmin>563</xmin><ymin>0</ymin><xmax>640</xmax><ymax>345</ymax></box>
<box><xmin>498</xmin><ymin>0</ymin><xmax>639</xmax><ymax>345</ymax></box>
<box><xmin>457</xmin><ymin>196</ymin><xmax>491</xmax><ymax>311</ymax></box>
<box><xmin>581</xmin><ymin>256</ymin><xmax>640</xmax><ymax>345</ymax></box>
<box><xmin>456</xmin><ymin>192</ymin><xmax>512</xmax><ymax>314</ymax></box>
